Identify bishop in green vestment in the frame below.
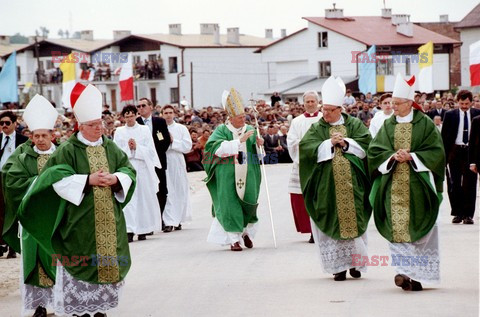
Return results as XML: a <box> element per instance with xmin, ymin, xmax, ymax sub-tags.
<box><xmin>204</xmin><ymin>88</ymin><xmax>262</xmax><ymax>251</ymax></box>
<box><xmin>3</xmin><ymin>94</ymin><xmax>59</xmax><ymax>317</ymax></box>
<box><xmin>299</xmin><ymin>76</ymin><xmax>372</xmax><ymax>281</ymax></box>
<box><xmin>367</xmin><ymin>74</ymin><xmax>445</xmax><ymax>291</ymax></box>
<box><xmin>18</xmin><ymin>84</ymin><xmax>136</xmax><ymax>316</ymax></box>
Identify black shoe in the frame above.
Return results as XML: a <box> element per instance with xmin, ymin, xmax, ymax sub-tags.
<box><xmin>138</xmin><ymin>234</ymin><xmax>146</xmax><ymax>241</ymax></box>
<box><xmin>146</xmin><ymin>231</ymin><xmax>154</xmax><ymax>236</ymax></box>
<box><xmin>243</xmin><ymin>235</ymin><xmax>253</xmax><ymax>248</ymax></box>
<box><xmin>93</xmin><ymin>313</ymin><xmax>106</xmax><ymax>317</ymax></box>
<box><xmin>349</xmin><ymin>268</ymin><xmax>361</xmax><ymax>278</ymax></box>
<box><xmin>308</xmin><ymin>234</ymin><xmax>314</xmax><ymax>244</ymax></box>
<box><xmin>163</xmin><ymin>226</ymin><xmax>173</xmax><ymax>233</ymax></box>
<box><xmin>174</xmin><ymin>224</ymin><xmax>182</xmax><ymax>231</ymax></box>
<box><xmin>333</xmin><ymin>271</ymin><xmax>347</xmax><ymax>281</ymax></box>
<box><xmin>127</xmin><ymin>233</ymin><xmax>134</xmax><ymax>243</ymax></box>
<box><xmin>394</xmin><ymin>274</ymin><xmax>423</xmax><ymax>291</ymax></box>
<box><xmin>463</xmin><ymin>217</ymin><xmax>474</xmax><ymax>224</ymax></box>
<box><xmin>452</xmin><ymin>216</ymin><xmax>463</xmax><ymax>224</ymax></box>
<box><xmin>0</xmin><ymin>245</ymin><xmax>6</xmax><ymax>257</ymax></box>
<box><xmin>6</xmin><ymin>247</ymin><xmax>16</xmax><ymax>259</ymax></box>
<box><xmin>33</xmin><ymin>306</ymin><xmax>47</xmax><ymax>317</ymax></box>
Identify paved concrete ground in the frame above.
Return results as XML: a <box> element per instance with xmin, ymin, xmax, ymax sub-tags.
<box><xmin>0</xmin><ymin>164</ymin><xmax>478</xmax><ymax>316</ymax></box>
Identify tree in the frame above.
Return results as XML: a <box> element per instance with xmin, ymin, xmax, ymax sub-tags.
<box><xmin>10</xmin><ymin>33</ymin><xmax>28</xmax><ymax>44</ymax></box>
<box><xmin>58</xmin><ymin>29</ymin><xmax>64</xmax><ymax>38</ymax></box>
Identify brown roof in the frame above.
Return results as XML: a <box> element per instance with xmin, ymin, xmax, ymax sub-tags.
<box><xmin>0</xmin><ymin>43</ymin><xmax>29</xmax><ymax>57</ymax></box>
<box><xmin>303</xmin><ymin>16</ymin><xmax>461</xmax><ymax>46</ymax></box>
<box><xmin>455</xmin><ymin>3</ymin><xmax>480</xmax><ymax>29</ymax></box>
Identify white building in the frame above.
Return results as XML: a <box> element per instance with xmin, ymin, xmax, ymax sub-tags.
<box><xmin>0</xmin><ymin>26</ymin><xmax>273</xmax><ymax>110</ymax></box>
<box><xmin>256</xmin><ymin>7</ymin><xmax>460</xmax><ymax>102</ymax></box>
<box><xmin>455</xmin><ymin>3</ymin><xmax>480</xmax><ymax>90</ymax></box>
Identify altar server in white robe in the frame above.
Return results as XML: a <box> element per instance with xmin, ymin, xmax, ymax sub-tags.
<box><xmin>287</xmin><ymin>90</ymin><xmax>322</xmax><ymax>243</ymax></box>
<box><xmin>369</xmin><ymin>93</ymin><xmax>393</xmax><ymax>138</ymax></box>
<box><xmin>114</xmin><ymin>105</ymin><xmax>161</xmax><ymax>242</ymax></box>
<box><xmin>162</xmin><ymin>105</ymin><xmax>192</xmax><ymax>232</ymax></box>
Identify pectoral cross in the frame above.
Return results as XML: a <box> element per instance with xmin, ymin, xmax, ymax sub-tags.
<box><xmin>236</xmin><ymin>178</ymin><xmax>245</xmax><ymax>189</ymax></box>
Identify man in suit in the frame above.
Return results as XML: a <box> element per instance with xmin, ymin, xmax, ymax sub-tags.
<box><xmin>263</xmin><ymin>125</ymin><xmax>280</xmax><ymax>164</ymax></box>
<box><xmin>441</xmin><ymin>90</ymin><xmax>480</xmax><ymax>224</ymax></box>
<box><xmin>0</xmin><ymin>111</ymin><xmax>28</xmax><ymax>258</ymax></box>
<box><xmin>428</xmin><ymin>100</ymin><xmax>447</xmax><ymax>121</ymax></box>
<box><xmin>136</xmin><ymin>98</ymin><xmax>171</xmax><ymax>230</ymax></box>
<box><xmin>469</xmin><ymin>115</ymin><xmax>480</xmax><ymax>174</ymax></box>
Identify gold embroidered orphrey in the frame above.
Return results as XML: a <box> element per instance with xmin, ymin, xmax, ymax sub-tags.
<box><xmin>391</xmin><ymin>123</ymin><xmax>412</xmax><ymax>243</ymax></box>
<box><xmin>37</xmin><ymin>154</ymin><xmax>54</xmax><ymax>287</ymax></box>
<box><xmin>86</xmin><ymin>146</ymin><xmax>120</xmax><ymax>283</ymax></box>
<box><xmin>329</xmin><ymin>125</ymin><xmax>358</xmax><ymax>239</ymax></box>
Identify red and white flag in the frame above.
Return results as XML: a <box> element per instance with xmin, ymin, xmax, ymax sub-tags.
<box><xmin>470</xmin><ymin>40</ymin><xmax>480</xmax><ymax>87</ymax></box>
<box><xmin>119</xmin><ymin>52</ymin><xmax>134</xmax><ymax>101</ymax></box>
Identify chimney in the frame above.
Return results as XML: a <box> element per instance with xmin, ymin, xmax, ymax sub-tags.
<box><xmin>325</xmin><ymin>3</ymin><xmax>344</xmax><ymax>19</ymax></box>
<box><xmin>0</xmin><ymin>35</ymin><xmax>10</xmax><ymax>45</ymax></box>
<box><xmin>169</xmin><ymin>24</ymin><xmax>182</xmax><ymax>35</ymax></box>
<box><xmin>213</xmin><ymin>24</ymin><xmax>220</xmax><ymax>45</ymax></box>
<box><xmin>397</xmin><ymin>22</ymin><xmax>413</xmax><ymax>37</ymax></box>
<box><xmin>391</xmin><ymin>14</ymin><xmax>410</xmax><ymax>26</ymax></box>
<box><xmin>381</xmin><ymin>8</ymin><xmax>392</xmax><ymax>18</ymax></box>
<box><xmin>80</xmin><ymin>30</ymin><xmax>94</xmax><ymax>41</ymax></box>
<box><xmin>280</xmin><ymin>29</ymin><xmax>287</xmax><ymax>38</ymax></box>
<box><xmin>200</xmin><ymin>23</ymin><xmax>219</xmax><ymax>35</ymax></box>
<box><xmin>265</xmin><ymin>29</ymin><xmax>273</xmax><ymax>39</ymax></box>
<box><xmin>113</xmin><ymin>30</ymin><xmax>131</xmax><ymax>40</ymax></box>
<box><xmin>439</xmin><ymin>14</ymin><xmax>449</xmax><ymax>23</ymax></box>
<box><xmin>227</xmin><ymin>27</ymin><xmax>240</xmax><ymax>44</ymax></box>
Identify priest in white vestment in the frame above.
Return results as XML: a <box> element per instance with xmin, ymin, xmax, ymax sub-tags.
<box><xmin>114</xmin><ymin>105</ymin><xmax>161</xmax><ymax>241</ymax></box>
<box><xmin>162</xmin><ymin>105</ymin><xmax>192</xmax><ymax>232</ymax></box>
<box><xmin>369</xmin><ymin>93</ymin><xmax>393</xmax><ymax>138</ymax></box>
<box><xmin>287</xmin><ymin>91</ymin><xmax>322</xmax><ymax>243</ymax></box>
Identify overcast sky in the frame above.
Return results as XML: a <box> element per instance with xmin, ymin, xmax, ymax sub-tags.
<box><xmin>1</xmin><ymin>0</ymin><xmax>478</xmax><ymax>39</ymax></box>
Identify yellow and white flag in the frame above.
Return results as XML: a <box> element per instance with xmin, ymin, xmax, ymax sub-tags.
<box><xmin>59</xmin><ymin>53</ymin><xmax>76</xmax><ymax>109</ymax></box>
<box><xmin>418</xmin><ymin>41</ymin><xmax>433</xmax><ymax>93</ymax></box>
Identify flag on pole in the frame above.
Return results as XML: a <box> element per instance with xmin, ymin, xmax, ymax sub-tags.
<box><xmin>418</xmin><ymin>41</ymin><xmax>433</xmax><ymax>93</ymax></box>
<box><xmin>59</xmin><ymin>53</ymin><xmax>76</xmax><ymax>109</ymax></box>
<box><xmin>469</xmin><ymin>40</ymin><xmax>480</xmax><ymax>87</ymax></box>
<box><xmin>119</xmin><ymin>52</ymin><xmax>134</xmax><ymax>101</ymax></box>
<box><xmin>359</xmin><ymin>45</ymin><xmax>377</xmax><ymax>95</ymax></box>
<box><xmin>22</xmin><ymin>82</ymin><xmax>33</xmax><ymax>94</ymax></box>
<box><xmin>0</xmin><ymin>51</ymin><xmax>19</xmax><ymax>103</ymax></box>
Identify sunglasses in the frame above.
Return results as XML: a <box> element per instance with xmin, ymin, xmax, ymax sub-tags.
<box><xmin>0</xmin><ymin>121</ymin><xmax>12</xmax><ymax>126</ymax></box>
<box><xmin>137</xmin><ymin>104</ymin><xmax>148</xmax><ymax>108</ymax></box>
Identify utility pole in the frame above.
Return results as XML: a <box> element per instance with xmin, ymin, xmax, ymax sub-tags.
<box><xmin>34</xmin><ymin>35</ymin><xmax>43</xmax><ymax>95</ymax></box>
<box><xmin>190</xmin><ymin>62</ymin><xmax>193</xmax><ymax>109</ymax></box>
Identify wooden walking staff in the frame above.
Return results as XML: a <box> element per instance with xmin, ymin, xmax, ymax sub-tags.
<box><xmin>249</xmin><ymin>98</ymin><xmax>277</xmax><ymax>248</ymax></box>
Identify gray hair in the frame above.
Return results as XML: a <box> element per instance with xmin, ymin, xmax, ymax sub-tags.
<box><xmin>302</xmin><ymin>90</ymin><xmax>319</xmax><ymax>102</ymax></box>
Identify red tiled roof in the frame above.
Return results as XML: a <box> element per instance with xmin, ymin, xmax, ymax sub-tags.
<box><xmin>303</xmin><ymin>16</ymin><xmax>461</xmax><ymax>46</ymax></box>
<box><xmin>455</xmin><ymin>3</ymin><xmax>480</xmax><ymax>29</ymax></box>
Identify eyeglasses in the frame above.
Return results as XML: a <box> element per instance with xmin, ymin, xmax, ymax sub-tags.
<box><xmin>137</xmin><ymin>104</ymin><xmax>148</xmax><ymax>109</ymax></box>
<box><xmin>0</xmin><ymin>121</ymin><xmax>12</xmax><ymax>126</ymax></box>
<box><xmin>83</xmin><ymin>121</ymin><xmax>104</xmax><ymax>128</ymax></box>
<box><xmin>322</xmin><ymin>107</ymin><xmax>341</xmax><ymax>113</ymax></box>
<box><xmin>390</xmin><ymin>100</ymin><xmax>409</xmax><ymax>107</ymax></box>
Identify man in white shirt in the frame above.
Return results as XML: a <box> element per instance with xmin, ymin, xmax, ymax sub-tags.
<box><xmin>369</xmin><ymin>93</ymin><xmax>393</xmax><ymax>138</ymax></box>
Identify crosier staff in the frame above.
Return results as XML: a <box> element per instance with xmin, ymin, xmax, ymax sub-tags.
<box><xmin>249</xmin><ymin>98</ymin><xmax>277</xmax><ymax>248</ymax></box>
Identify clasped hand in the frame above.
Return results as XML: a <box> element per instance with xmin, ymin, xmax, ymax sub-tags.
<box><xmin>331</xmin><ymin>132</ymin><xmax>346</xmax><ymax>147</ymax></box>
<box><xmin>394</xmin><ymin>149</ymin><xmax>412</xmax><ymax>163</ymax></box>
<box><xmin>89</xmin><ymin>170</ymin><xmax>118</xmax><ymax>187</ymax></box>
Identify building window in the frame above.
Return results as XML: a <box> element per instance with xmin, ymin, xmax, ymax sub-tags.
<box><xmin>376</xmin><ymin>57</ymin><xmax>393</xmax><ymax>76</ymax></box>
<box><xmin>133</xmin><ymin>55</ymin><xmax>141</xmax><ymax>64</ymax></box>
<box><xmin>405</xmin><ymin>57</ymin><xmax>411</xmax><ymax>76</ymax></box>
<box><xmin>170</xmin><ymin>87</ymin><xmax>179</xmax><ymax>103</ymax></box>
<box><xmin>169</xmin><ymin>57</ymin><xmax>178</xmax><ymax>73</ymax></box>
<box><xmin>102</xmin><ymin>92</ymin><xmax>107</xmax><ymax>105</ymax></box>
<box><xmin>318</xmin><ymin>32</ymin><xmax>328</xmax><ymax>48</ymax></box>
<box><xmin>318</xmin><ymin>61</ymin><xmax>331</xmax><ymax>77</ymax></box>
<box><xmin>148</xmin><ymin>54</ymin><xmax>157</xmax><ymax>61</ymax></box>
<box><xmin>46</xmin><ymin>60</ymin><xmax>53</xmax><ymax>69</ymax></box>
<box><xmin>17</xmin><ymin>66</ymin><xmax>21</xmax><ymax>81</ymax></box>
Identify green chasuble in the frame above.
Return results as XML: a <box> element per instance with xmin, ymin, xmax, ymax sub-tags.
<box><xmin>299</xmin><ymin>113</ymin><xmax>372</xmax><ymax>240</ymax></box>
<box><xmin>203</xmin><ymin>124</ymin><xmax>261</xmax><ymax>233</ymax></box>
<box><xmin>2</xmin><ymin>139</ymin><xmax>32</xmax><ymax>253</ymax></box>
<box><xmin>367</xmin><ymin>110</ymin><xmax>445</xmax><ymax>243</ymax></box>
<box><xmin>18</xmin><ymin>133</ymin><xmax>136</xmax><ymax>284</ymax></box>
<box><xmin>4</xmin><ymin>144</ymin><xmax>55</xmax><ymax>287</ymax></box>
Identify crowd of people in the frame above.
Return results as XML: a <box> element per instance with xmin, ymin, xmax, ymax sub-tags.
<box><xmin>0</xmin><ymin>77</ymin><xmax>479</xmax><ymax>316</ymax></box>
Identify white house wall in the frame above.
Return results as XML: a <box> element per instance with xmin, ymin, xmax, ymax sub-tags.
<box><xmin>460</xmin><ymin>28</ymin><xmax>480</xmax><ymax>87</ymax></box>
